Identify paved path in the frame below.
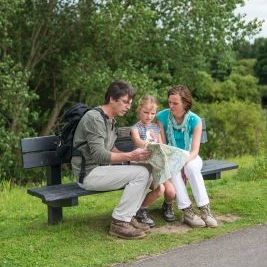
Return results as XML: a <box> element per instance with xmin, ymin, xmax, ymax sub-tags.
<box><xmin>115</xmin><ymin>224</ymin><xmax>267</xmax><ymax>267</ymax></box>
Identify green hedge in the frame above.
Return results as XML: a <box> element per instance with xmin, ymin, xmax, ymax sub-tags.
<box><xmin>194</xmin><ymin>100</ymin><xmax>267</xmax><ymax>158</ymax></box>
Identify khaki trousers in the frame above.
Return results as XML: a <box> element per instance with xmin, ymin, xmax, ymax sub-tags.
<box><xmin>78</xmin><ymin>165</ymin><xmax>152</xmax><ymax>222</ymax></box>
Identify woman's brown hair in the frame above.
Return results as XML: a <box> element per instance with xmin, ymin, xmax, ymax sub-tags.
<box><xmin>168</xmin><ymin>85</ymin><xmax>192</xmax><ymax>112</ymax></box>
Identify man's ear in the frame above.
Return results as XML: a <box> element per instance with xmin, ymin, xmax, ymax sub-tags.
<box><xmin>110</xmin><ymin>97</ymin><xmax>116</xmax><ymax>104</ymax></box>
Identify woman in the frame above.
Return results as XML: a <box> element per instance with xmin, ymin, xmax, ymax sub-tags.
<box><xmin>156</xmin><ymin>85</ymin><xmax>218</xmax><ymax>228</ymax></box>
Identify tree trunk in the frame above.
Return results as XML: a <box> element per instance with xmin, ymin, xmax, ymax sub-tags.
<box><xmin>40</xmin><ymin>89</ymin><xmax>71</xmax><ymax>136</ymax></box>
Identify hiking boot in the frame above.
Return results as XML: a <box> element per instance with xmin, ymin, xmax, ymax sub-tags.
<box><xmin>109</xmin><ymin>218</ymin><xmax>146</xmax><ymax>239</ymax></box>
<box><xmin>131</xmin><ymin>217</ymin><xmax>150</xmax><ymax>232</ymax></box>
<box><xmin>182</xmin><ymin>206</ymin><xmax>206</xmax><ymax>228</ymax></box>
<box><xmin>162</xmin><ymin>201</ymin><xmax>176</xmax><ymax>222</ymax></box>
<box><xmin>136</xmin><ymin>208</ymin><xmax>155</xmax><ymax>228</ymax></box>
<box><xmin>199</xmin><ymin>204</ymin><xmax>218</xmax><ymax>228</ymax></box>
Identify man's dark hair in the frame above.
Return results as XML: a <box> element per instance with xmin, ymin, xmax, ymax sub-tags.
<box><xmin>104</xmin><ymin>80</ymin><xmax>135</xmax><ymax>104</ymax></box>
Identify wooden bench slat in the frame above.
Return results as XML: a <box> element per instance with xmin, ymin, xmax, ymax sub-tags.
<box><xmin>117</xmin><ymin>127</ymin><xmax>131</xmax><ymax>138</ymax></box>
<box><xmin>202</xmin><ymin>160</ymin><xmax>238</xmax><ymax>175</ymax></box>
<box><xmin>115</xmin><ymin>138</ymin><xmax>134</xmax><ymax>152</ymax></box>
<box><xmin>117</xmin><ymin>124</ymin><xmax>208</xmax><ymax>144</ymax></box>
<box><xmin>22</xmin><ymin>151</ymin><xmax>61</xmax><ymax>168</ymax></box>
<box><xmin>27</xmin><ymin>183</ymin><xmax>116</xmax><ymax>203</ymax></box>
<box><xmin>27</xmin><ymin>160</ymin><xmax>238</xmax><ymax>203</ymax></box>
<box><xmin>21</xmin><ymin>136</ymin><xmax>58</xmax><ymax>153</ymax></box>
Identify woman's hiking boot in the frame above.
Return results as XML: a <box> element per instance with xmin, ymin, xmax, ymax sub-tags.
<box><xmin>162</xmin><ymin>201</ymin><xmax>176</xmax><ymax>222</ymax></box>
<box><xmin>136</xmin><ymin>208</ymin><xmax>155</xmax><ymax>227</ymax></box>
<box><xmin>199</xmin><ymin>204</ymin><xmax>218</xmax><ymax>228</ymax></box>
<box><xmin>182</xmin><ymin>205</ymin><xmax>205</xmax><ymax>228</ymax></box>
<box><xmin>109</xmin><ymin>218</ymin><xmax>146</xmax><ymax>239</ymax></box>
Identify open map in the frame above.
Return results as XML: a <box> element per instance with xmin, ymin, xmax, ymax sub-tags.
<box><xmin>145</xmin><ymin>143</ymin><xmax>189</xmax><ymax>188</ymax></box>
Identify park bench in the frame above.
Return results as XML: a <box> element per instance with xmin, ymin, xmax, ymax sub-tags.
<box><xmin>21</xmin><ymin>120</ymin><xmax>238</xmax><ymax>225</ymax></box>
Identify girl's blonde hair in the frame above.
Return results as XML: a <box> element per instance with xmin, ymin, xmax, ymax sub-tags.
<box><xmin>137</xmin><ymin>95</ymin><xmax>159</xmax><ymax>114</ymax></box>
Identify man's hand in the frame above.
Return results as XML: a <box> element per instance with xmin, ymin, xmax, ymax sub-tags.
<box><xmin>130</xmin><ymin>148</ymin><xmax>151</xmax><ymax>161</ymax></box>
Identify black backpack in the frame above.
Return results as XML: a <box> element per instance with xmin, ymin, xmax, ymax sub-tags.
<box><xmin>56</xmin><ymin>103</ymin><xmax>107</xmax><ymax>182</ymax></box>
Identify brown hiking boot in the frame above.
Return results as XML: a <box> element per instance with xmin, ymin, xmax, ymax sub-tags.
<box><xmin>109</xmin><ymin>218</ymin><xmax>146</xmax><ymax>239</ymax></box>
<box><xmin>131</xmin><ymin>217</ymin><xmax>150</xmax><ymax>232</ymax></box>
<box><xmin>182</xmin><ymin>206</ymin><xmax>206</xmax><ymax>228</ymax></box>
<box><xmin>199</xmin><ymin>204</ymin><xmax>218</xmax><ymax>228</ymax></box>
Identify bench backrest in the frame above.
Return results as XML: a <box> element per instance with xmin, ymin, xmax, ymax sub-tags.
<box><xmin>21</xmin><ymin>118</ymin><xmax>207</xmax><ymax>169</ymax></box>
<box><xmin>115</xmin><ymin>118</ymin><xmax>207</xmax><ymax>151</ymax></box>
<box><xmin>21</xmin><ymin>135</ymin><xmax>61</xmax><ymax>185</ymax></box>
<box><xmin>21</xmin><ymin>135</ymin><xmax>60</xmax><ymax>169</ymax></box>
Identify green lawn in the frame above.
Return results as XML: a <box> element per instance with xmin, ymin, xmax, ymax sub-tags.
<box><xmin>0</xmin><ymin>156</ymin><xmax>266</xmax><ymax>267</ymax></box>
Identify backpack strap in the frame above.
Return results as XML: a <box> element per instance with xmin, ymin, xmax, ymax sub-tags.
<box><xmin>77</xmin><ymin>107</ymin><xmax>109</xmax><ymax>184</ymax></box>
<box><xmin>93</xmin><ymin>107</ymin><xmax>108</xmax><ymax>128</ymax></box>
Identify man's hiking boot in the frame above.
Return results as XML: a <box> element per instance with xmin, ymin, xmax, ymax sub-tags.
<box><xmin>131</xmin><ymin>217</ymin><xmax>150</xmax><ymax>232</ymax></box>
<box><xmin>136</xmin><ymin>208</ymin><xmax>155</xmax><ymax>227</ymax></box>
<box><xmin>199</xmin><ymin>204</ymin><xmax>218</xmax><ymax>228</ymax></box>
<box><xmin>182</xmin><ymin>206</ymin><xmax>205</xmax><ymax>228</ymax></box>
<box><xmin>162</xmin><ymin>201</ymin><xmax>175</xmax><ymax>222</ymax></box>
<box><xmin>109</xmin><ymin>218</ymin><xmax>146</xmax><ymax>239</ymax></box>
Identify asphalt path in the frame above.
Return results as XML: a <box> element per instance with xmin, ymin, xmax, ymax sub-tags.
<box><xmin>115</xmin><ymin>224</ymin><xmax>267</xmax><ymax>267</ymax></box>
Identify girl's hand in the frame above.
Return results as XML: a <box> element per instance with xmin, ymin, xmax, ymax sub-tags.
<box><xmin>146</xmin><ymin>130</ymin><xmax>158</xmax><ymax>143</ymax></box>
<box><xmin>150</xmin><ymin>130</ymin><xmax>158</xmax><ymax>142</ymax></box>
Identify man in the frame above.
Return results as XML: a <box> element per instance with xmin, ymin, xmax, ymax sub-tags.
<box><xmin>71</xmin><ymin>80</ymin><xmax>152</xmax><ymax>239</ymax></box>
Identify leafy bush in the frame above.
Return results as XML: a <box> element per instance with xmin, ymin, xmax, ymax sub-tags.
<box><xmin>0</xmin><ymin>58</ymin><xmax>38</xmax><ymax>182</ymax></box>
<box><xmin>192</xmin><ymin>70</ymin><xmax>261</xmax><ymax>104</ymax></box>
<box><xmin>194</xmin><ymin>100</ymin><xmax>267</xmax><ymax>158</ymax></box>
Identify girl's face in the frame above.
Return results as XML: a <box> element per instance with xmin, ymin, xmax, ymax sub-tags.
<box><xmin>139</xmin><ymin>104</ymin><xmax>157</xmax><ymax>125</ymax></box>
<box><xmin>168</xmin><ymin>94</ymin><xmax>186</xmax><ymax>118</ymax></box>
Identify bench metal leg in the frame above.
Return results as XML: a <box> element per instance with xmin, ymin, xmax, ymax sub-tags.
<box><xmin>48</xmin><ymin>206</ymin><xmax>63</xmax><ymax>225</ymax></box>
<box><xmin>203</xmin><ymin>172</ymin><xmax>221</xmax><ymax>180</ymax></box>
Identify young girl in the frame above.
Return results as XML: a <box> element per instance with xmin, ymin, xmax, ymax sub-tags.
<box><xmin>131</xmin><ymin>95</ymin><xmax>176</xmax><ymax>227</ymax></box>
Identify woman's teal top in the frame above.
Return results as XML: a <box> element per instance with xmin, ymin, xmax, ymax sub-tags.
<box><xmin>156</xmin><ymin>109</ymin><xmax>201</xmax><ymax>151</ymax></box>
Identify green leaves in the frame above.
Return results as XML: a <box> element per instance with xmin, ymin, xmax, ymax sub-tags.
<box><xmin>0</xmin><ymin>57</ymin><xmax>38</xmax><ymax>181</ymax></box>
<box><xmin>194</xmin><ymin>100</ymin><xmax>267</xmax><ymax>158</ymax></box>
<box><xmin>0</xmin><ymin>0</ymin><xmax>264</xmax><ymax>182</ymax></box>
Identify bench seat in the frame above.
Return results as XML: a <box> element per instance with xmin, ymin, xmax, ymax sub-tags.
<box><xmin>201</xmin><ymin>159</ymin><xmax>238</xmax><ymax>179</ymax></box>
<box><xmin>27</xmin><ymin>159</ymin><xmax>238</xmax><ymax>205</ymax></box>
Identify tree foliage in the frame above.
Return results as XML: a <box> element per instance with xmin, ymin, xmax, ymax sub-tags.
<box><xmin>254</xmin><ymin>38</ymin><xmax>267</xmax><ymax>84</ymax></box>
<box><xmin>0</xmin><ymin>57</ymin><xmax>38</xmax><ymax>181</ymax></box>
<box><xmin>194</xmin><ymin>101</ymin><xmax>267</xmax><ymax>158</ymax></box>
<box><xmin>0</xmin><ymin>0</ymin><xmax>264</xmax><ymax>181</ymax></box>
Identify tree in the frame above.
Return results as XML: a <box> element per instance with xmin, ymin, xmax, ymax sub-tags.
<box><xmin>0</xmin><ymin>57</ymin><xmax>38</xmax><ymax>181</ymax></box>
<box><xmin>0</xmin><ymin>0</ymin><xmax>262</xmax><ymax>135</ymax></box>
<box><xmin>0</xmin><ymin>0</ymin><xmax>264</xmax><ymax>181</ymax></box>
<box><xmin>254</xmin><ymin>38</ymin><xmax>267</xmax><ymax>84</ymax></box>
<box><xmin>152</xmin><ymin>0</ymin><xmax>261</xmax><ymax>85</ymax></box>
